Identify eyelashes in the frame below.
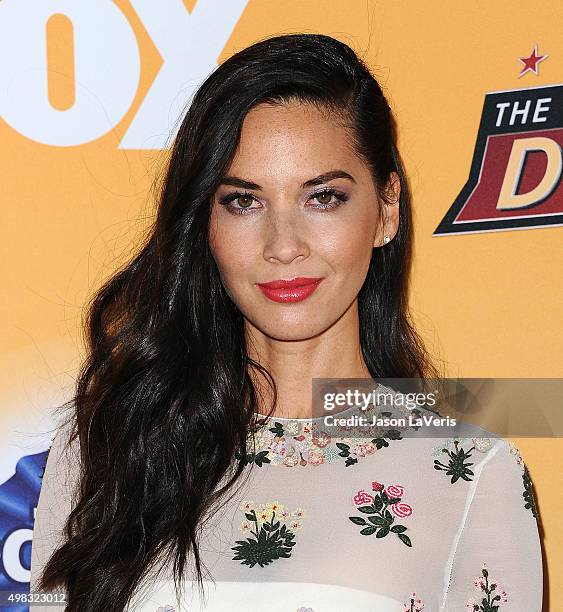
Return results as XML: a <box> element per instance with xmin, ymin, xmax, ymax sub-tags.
<box><xmin>217</xmin><ymin>188</ymin><xmax>350</xmax><ymax>216</ymax></box>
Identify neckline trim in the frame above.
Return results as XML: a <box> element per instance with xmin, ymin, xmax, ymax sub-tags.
<box><xmin>252</xmin><ymin>382</ymin><xmax>389</xmax><ymax>423</ymax></box>
<box><xmin>253</xmin><ymin>399</ymin><xmax>372</xmax><ymax>423</ymax></box>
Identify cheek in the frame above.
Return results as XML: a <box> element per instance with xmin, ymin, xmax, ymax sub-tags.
<box><xmin>209</xmin><ymin>232</ymin><xmax>256</xmax><ymax>298</ymax></box>
<box><xmin>317</xmin><ymin>221</ymin><xmax>374</xmax><ymax>280</ymax></box>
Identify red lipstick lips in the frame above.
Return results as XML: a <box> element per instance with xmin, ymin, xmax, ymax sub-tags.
<box><xmin>256</xmin><ymin>277</ymin><xmax>324</xmax><ymax>303</ymax></box>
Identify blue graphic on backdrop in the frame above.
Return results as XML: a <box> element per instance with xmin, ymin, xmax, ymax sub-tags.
<box><xmin>0</xmin><ymin>449</ymin><xmax>50</xmax><ymax>612</ymax></box>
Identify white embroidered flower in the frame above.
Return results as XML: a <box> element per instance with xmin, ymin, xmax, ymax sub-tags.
<box><xmin>239</xmin><ymin>500</ymin><xmax>255</xmax><ymax>513</ymax></box>
<box><xmin>256</xmin><ymin>506</ymin><xmax>273</xmax><ymax>522</ymax></box>
<box><xmin>285</xmin><ymin>420</ymin><xmax>299</xmax><ymax>435</ymax></box>
<box><xmin>255</xmin><ymin>427</ymin><xmax>275</xmax><ymax>449</ymax></box>
<box><xmin>266</xmin><ymin>501</ymin><xmax>285</xmax><ymax>515</ymax></box>
<box><xmin>472</xmin><ymin>437</ymin><xmax>493</xmax><ymax>452</ymax></box>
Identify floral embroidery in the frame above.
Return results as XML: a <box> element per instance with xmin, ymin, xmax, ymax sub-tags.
<box><xmin>522</xmin><ymin>465</ymin><xmax>539</xmax><ymax>518</ymax></box>
<box><xmin>402</xmin><ymin>592</ymin><xmax>425</xmax><ymax>611</ymax></box>
<box><xmin>433</xmin><ymin>437</ymin><xmax>493</xmax><ymax>484</ymax></box>
<box><xmin>232</xmin><ymin>500</ymin><xmax>306</xmax><ymax>567</ymax></box>
<box><xmin>155</xmin><ymin>606</ymin><xmax>175</xmax><ymax>612</ymax></box>
<box><xmin>508</xmin><ymin>442</ymin><xmax>539</xmax><ymax>518</ymax></box>
<box><xmin>349</xmin><ymin>480</ymin><xmax>413</xmax><ymax>546</ymax></box>
<box><xmin>240</xmin><ymin>404</ymin><xmax>421</xmax><ymax>468</ymax></box>
<box><xmin>336</xmin><ymin>417</ymin><xmax>403</xmax><ymax>467</ymax></box>
<box><xmin>507</xmin><ymin>441</ymin><xmax>524</xmax><ymax>468</ymax></box>
<box><xmin>466</xmin><ymin>563</ymin><xmax>509</xmax><ymax>610</ymax></box>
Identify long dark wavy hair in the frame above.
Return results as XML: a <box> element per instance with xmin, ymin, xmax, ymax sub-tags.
<box><xmin>37</xmin><ymin>32</ymin><xmax>444</xmax><ymax>611</ymax></box>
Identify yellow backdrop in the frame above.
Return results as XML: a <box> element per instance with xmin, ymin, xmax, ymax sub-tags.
<box><xmin>1</xmin><ymin>1</ymin><xmax>560</xmax><ymax>607</ymax></box>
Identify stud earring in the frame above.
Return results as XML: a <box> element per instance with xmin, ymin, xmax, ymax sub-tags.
<box><xmin>383</xmin><ymin>235</ymin><xmax>390</xmax><ymax>244</ymax></box>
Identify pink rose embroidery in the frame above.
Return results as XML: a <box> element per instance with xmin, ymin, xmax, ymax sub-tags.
<box><xmin>353</xmin><ymin>489</ymin><xmax>374</xmax><ymax>505</ymax></box>
<box><xmin>350</xmin><ymin>479</ymin><xmax>413</xmax><ymax>547</ymax></box>
<box><xmin>391</xmin><ymin>502</ymin><xmax>413</xmax><ymax>518</ymax></box>
<box><xmin>385</xmin><ymin>484</ymin><xmax>405</xmax><ymax>498</ymax></box>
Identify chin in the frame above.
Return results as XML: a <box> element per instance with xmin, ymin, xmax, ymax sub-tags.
<box><xmin>254</xmin><ymin>318</ymin><xmax>330</xmax><ymax>342</ymax></box>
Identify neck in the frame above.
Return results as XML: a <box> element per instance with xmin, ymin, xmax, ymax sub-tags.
<box><xmin>245</xmin><ymin>303</ymin><xmax>372</xmax><ymax>420</ymax></box>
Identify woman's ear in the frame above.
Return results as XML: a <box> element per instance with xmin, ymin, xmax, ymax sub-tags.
<box><xmin>385</xmin><ymin>171</ymin><xmax>401</xmax><ymax>205</ymax></box>
<box><xmin>373</xmin><ymin>172</ymin><xmax>401</xmax><ymax>247</ymax></box>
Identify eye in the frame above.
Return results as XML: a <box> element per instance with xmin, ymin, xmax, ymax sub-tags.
<box><xmin>309</xmin><ymin>188</ymin><xmax>349</xmax><ymax>210</ymax></box>
<box><xmin>217</xmin><ymin>191</ymin><xmax>260</xmax><ymax>215</ymax></box>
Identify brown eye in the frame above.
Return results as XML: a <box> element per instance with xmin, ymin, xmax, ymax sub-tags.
<box><xmin>217</xmin><ymin>191</ymin><xmax>260</xmax><ymax>215</ymax></box>
<box><xmin>309</xmin><ymin>188</ymin><xmax>349</xmax><ymax>210</ymax></box>
<box><xmin>316</xmin><ymin>192</ymin><xmax>333</xmax><ymax>205</ymax></box>
<box><xmin>238</xmin><ymin>195</ymin><xmax>253</xmax><ymax>208</ymax></box>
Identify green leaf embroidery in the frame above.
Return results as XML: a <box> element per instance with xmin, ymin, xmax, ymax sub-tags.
<box><xmin>434</xmin><ymin>439</ymin><xmax>476</xmax><ymax>484</ymax></box>
<box><xmin>235</xmin><ymin>448</ymin><xmax>272</xmax><ymax>467</ymax></box>
<box><xmin>522</xmin><ymin>464</ymin><xmax>539</xmax><ymax>518</ymax></box>
<box><xmin>398</xmin><ymin>533</ymin><xmax>412</xmax><ymax>547</ymax></box>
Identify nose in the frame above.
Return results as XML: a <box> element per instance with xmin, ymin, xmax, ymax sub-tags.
<box><xmin>262</xmin><ymin>206</ymin><xmax>310</xmax><ymax>265</ymax></box>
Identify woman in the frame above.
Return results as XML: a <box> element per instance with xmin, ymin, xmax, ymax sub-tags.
<box><xmin>30</xmin><ymin>33</ymin><xmax>543</xmax><ymax>611</ymax></box>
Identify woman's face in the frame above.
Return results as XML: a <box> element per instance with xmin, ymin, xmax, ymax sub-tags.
<box><xmin>209</xmin><ymin>101</ymin><xmax>399</xmax><ymax>341</ymax></box>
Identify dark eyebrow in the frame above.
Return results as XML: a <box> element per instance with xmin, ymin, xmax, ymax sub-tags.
<box><xmin>218</xmin><ymin>169</ymin><xmax>356</xmax><ymax>191</ymax></box>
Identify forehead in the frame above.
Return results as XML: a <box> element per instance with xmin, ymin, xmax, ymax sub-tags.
<box><xmin>227</xmin><ymin>101</ymin><xmax>363</xmax><ymax>178</ymax></box>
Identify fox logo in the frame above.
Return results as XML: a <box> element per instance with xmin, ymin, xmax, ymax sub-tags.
<box><xmin>435</xmin><ymin>84</ymin><xmax>562</xmax><ymax>235</ymax></box>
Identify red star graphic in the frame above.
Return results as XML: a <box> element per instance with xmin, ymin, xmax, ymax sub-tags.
<box><xmin>518</xmin><ymin>44</ymin><xmax>548</xmax><ymax>77</ymax></box>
